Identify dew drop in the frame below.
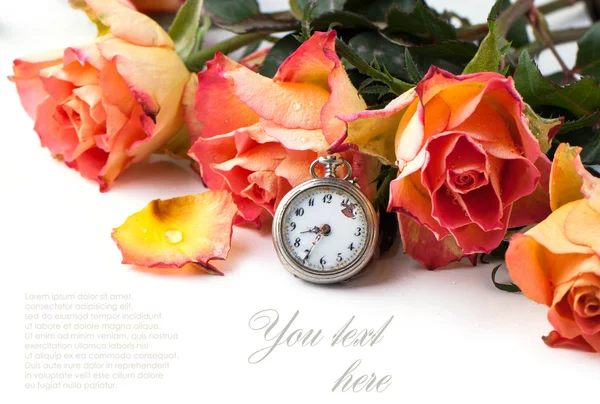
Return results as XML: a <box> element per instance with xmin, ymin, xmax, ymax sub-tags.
<box><xmin>164</xmin><ymin>229</ymin><xmax>183</xmax><ymax>244</ymax></box>
<box><xmin>292</xmin><ymin>102</ymin><xmax>301</xmax><ymax>111</ymax></box>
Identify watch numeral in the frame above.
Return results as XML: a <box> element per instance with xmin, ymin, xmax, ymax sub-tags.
<box><xmin>336</xmin><ymin>253</ymin><xmax>343</xmax><ymax>262</ymax></box>
<box><xmin>290</xmin><ymin>222</ymin><xmax>296</xmax><ymax>231</ymax></box>
<box><xmin>322</xmin><ymin>194</ymin><xmax>332</xmax><ymax>204</ymax></box>
<box><xmin>348</xmin><ymin>243</ymin><xmax>354</xmax><ymax>251</ymax></box>
<box><xmin>294</xmin><ymin>238</ymin><xmax>301</xmax><ymax>247</ymax></box>
<box><xmin>295</xmin><ymin>207</ymin><xmax>304</xmax><ymax>216</ymax></box>
<box><xmin>341</xmin><ymin>198</ymin><xmax>350</xmax><ymax>205</ymax></box>
<box><xmin>319</xmin><ymin>256</ymin><xmax>326</xmax><ymax>269</ymax></box>
<box><xmin>308</xmin><ymin>197</ymin><xmax>315</xmax><ymax>207</ymax></box>
<box><xmin>354</xmin><ymin>227</ymin><xmax>362</xmax><ymax>236</ymax></box>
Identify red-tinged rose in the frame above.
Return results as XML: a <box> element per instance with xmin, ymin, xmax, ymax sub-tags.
<box><xmin>337</xmin><ymin>68</ymin><xmax>556</xmax><ymax>269</ymax></box>
<box><xmin>185</xmin><ymin>31</ymin><xmax>379</xmax><ymax>226</ymax></box>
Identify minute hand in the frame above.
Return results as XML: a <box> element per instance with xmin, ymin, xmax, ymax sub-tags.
<box><xmin>302</xmin><ymin>233</ymin><xmax>323</xmax><ymax>262</ymax></box>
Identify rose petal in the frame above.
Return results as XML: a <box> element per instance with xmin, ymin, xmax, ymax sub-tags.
<box><xmin>526</xmin><ymin>200</ymin><xmax>594</xmax><ymax>255</ymax></box>
<box><xmin>574</xmin><ymin>154</ymin><xmax>600</xmax><ymax>212</ymax></box>
<box><xmin>505</xmin><ymin>233</ymin><xmax>554</xmax><ymax>305</ymax></box>
<box><xmin>83</xmin><ymin>0</ymin><xmax>175</xmax><ymax>48</ymax></box>
<box><xmin>564</xmin><ymin>198</ymin><xmax>600</xmax><ymax>255</ymax></box>
<box><xmin>111</xmin><ymin>190</ymin><xmax>237</xmax><ymax>269</ymax></box>
<box><xmin>389</xmin><ymin>171</ymin><xmax>450</xmax><ymax>239</ymax></box>
<box><xmin>337</xmin><ymin>88</ymin><xmax>418</xmax><ymax>165</ymax></box>
<box><xmin>548</xmin><ymin>282</ymin><xmax>587</xmax><ymax>339</ymax></box>
<box><xmin>11</xmin><ymin>52</ymin><xmax>63</xmax><ymax>120</ymax></box>
<box><xmin>448</xmin><ymin>206</ymin><xmax>511</xmax><ymax>254</ymax></box>
<box><xmin>508</xmin><ymin>154</ymin><xmax>551</xmax><ymax>228</ymax></box>
<box><xmin>274</xmin><ymin>31</ymin><xmax>333</xmax><ymax>89</ymax></box>
<box><xmin>430</xmin><ymin>186</ymin><xmax>471</xmax><ymax>229</ymax></box>
<box><xmin>275</xmin><ymin>149</ymin><xmax>316</xmax><ymax>187</ymax></box>
<box><xmin>549</xmin><ymin>143</ymin><xmax>584</xmax><ymax>211</ymax></box>
<box><xmin>189</xmin><ymin>131</ymin><xmax>238</xmax><ymax>189</ymax></box>
<box><xmin>542</xmin><ymin>330</ymin><xmax>596</xmax><ymax>352</ymax></box>
<box><xmin>398</xmin><ymin>214</ymin><xmax>474</xmax><ymax>269</ymax></box>
<box><xmin>222</xmin><ymin>59</ymin><xmax>330</xmax><ymax>131</ymax></box>
<box><xmin>181</xmin><ymin>74</ymin><xmax>203</xmax><ymax>144</ymax></box>
<box><xmin>260</xmin><ymin>118</ymin><xmax>328</xmax><ymax>152</ymax></box>
<box><xmin>192</xmin><ymin>53</ymin><xmax>260</xmax><ymax>140</ymax></box>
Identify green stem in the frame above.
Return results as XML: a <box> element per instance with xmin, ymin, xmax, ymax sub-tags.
<box><xmin>458</xmin><ymin>0</ymin><xmax>579</xmax><ymax>41</ymax></box>
<box><xmin>495</xmin><ymin>0</ymin><xmax>534</xmax><ymax>37</ymax></box>
<box><xmin>538</xmin><ymin>0</ymin><xmax>582</xmax><ymax>15</ymax></box>
<box><xmin>520</xmin><ymin>27</ymin><xmax>589</xmax><ymax>56</ymax></box>
<box><xmin>335</xmin><ymin>38</ymin><xmax>413</xmax><ymax>95</ymax></box>
<box><xmin>185</xmin><ymin>32</ymin><xmax>269</xmax><ymax>71</ymax></box>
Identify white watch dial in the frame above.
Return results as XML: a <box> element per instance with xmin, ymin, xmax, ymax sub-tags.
<box><xmin>282</xmin><ymin>185</ymin><xmax>368</xmax><ymax>272</ymax></box>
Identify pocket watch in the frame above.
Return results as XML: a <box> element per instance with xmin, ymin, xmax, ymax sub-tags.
<box><xmin>272</xmin><ymin>155</ymin><xmax>378</xmax><ymax>284</ymax></box>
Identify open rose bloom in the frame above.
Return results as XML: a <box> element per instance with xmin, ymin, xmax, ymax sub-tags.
<box><xmin>506</xmin><ymin>144</ymin><xmax>600</xmax><ymax>353</ymax></box>
<box><xmin>11</xmin><ymin>0</ymin><xmax>191</xmax><ymax>190</ymax></box>
<box><xmin>186</xmin><ymin>31</ymin><xmax>378</xmax><ymax>225</ymax></box>
<box><xmin>337</xmin><ymin>68</ymin><xmax>554</xmax><ymax>268</ymax></box>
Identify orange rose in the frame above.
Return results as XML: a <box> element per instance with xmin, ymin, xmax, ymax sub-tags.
<box><xmin>11</xmin><ymin>0</ymin><xmax>191</xmax><ymax>190</ymax></box>
<box><xmin>185</xmin><ymin>31</ymin><xmax>378</xmax><ymax>225</ymax></box>
<box><xmin>336</xmin><ymin>68</ymin><xmax>556</xmax><ymax>268</ymax></box>
<box><xmin>506</xmin><ymin>143</ymin><xmax>600</xmax><ymax>353</ymax></box>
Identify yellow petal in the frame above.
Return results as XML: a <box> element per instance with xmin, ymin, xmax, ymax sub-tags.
<box><xmin>72</xmin><ymin>0</ymin><xmax>175</xmax><ymax>48</ymax></box>
<box><xmin>549</xmin><ymin>143</ymin><xmax>584</xmax><ymax>211</ymax></box>
<box><xmin>112</xmin><ymin>190</ymin><xmax>237</xmax><ymax>271</ymax></box>
<box><xmin>573</xmin><ymin>153</ymin><xmax>600</xmax><ymax>212</ymax></box>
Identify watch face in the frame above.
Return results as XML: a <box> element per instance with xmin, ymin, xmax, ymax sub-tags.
<box><xmin>281</xmin><ymin>185</ymin><xmax>368</xmax><ymax>273</ymax></box>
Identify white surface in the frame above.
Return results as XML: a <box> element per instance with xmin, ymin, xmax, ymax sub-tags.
<box><xmin>1</xmin><ymin>1</ymin><xmax>598</xmax><ymax>404</ymax></box>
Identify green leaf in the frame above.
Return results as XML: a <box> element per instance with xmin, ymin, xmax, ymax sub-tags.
<box><xmin>491</xmin><ymin>265</ymin><xmax>521</xmax><ymax>293</ymax></box>
<box><xmin>292</xmin><ymin>0</ymin><xmax>345</xmax><ymax>17</ymax></box>
<box><xmin>348</xmin><ymin>32</ymin><xmax>410</xmax><ymax>82</ymax></box>
<box><xmin>168</xmin><ymin>0</ymin><xmax>204</xmax><ymax>60</ymax></box>
<box><xmin>258</xmin><ymin>34</ymin><xmax>300</xmax><ymax>78</ymax></box>
<box><xmin>360</xmin><ymin>84</ymin><xmax>394</xmax><ymax>98</ymax></box>
<box><xmin>555</xmin><ymin>127</ymin><xmax>600</xmax><ymax>165</ymax></box>
<box><xmin>463</xmin><ymin>20</ymin><xmax>501</xmax><ymax>74</ymax></box>
<box><xmin>524</xmin><ymin>104</ymin><xmax>562</xmax><ymax>154</ymax></box>
<box><xmin>404</xmin><ymin>48</ymin><xmax>422</xmax><ymax>82</ymax></box>
<box><xmin>311</xmin><ymin>10</ymin><xmax>378</xmax><ymax>31</ymax></box>
<box><xmin>336</xmin><ymin>37</ymin><xmax>414</xmax><ymax>95</ymax></box>
<box><xmin>489</xmin><ymin>0</ymin><xmax>529</xmax><ymax>47</ymax></box>
<box><xmin>515</xmin><ymin>52</ymin><xmax>600</xmax><ymax>119</ymax></box>
<box><xmin>204</xmin><ymin>0</ymin><xmax>260</xmax><ymax>22</ymax></box>
<box><xmin>558</xmin><ymin>110</ymin><xmax>600</xmax><ymax>134</ymax></box>
<box><xmin>295</xmin><ymin>0</ymin><xmax>318</xmax><ymax>42</ymax></box>
<box><xmin>404</xmin><ymin>41</ymin><xmax>478</xmax><ymax>65</ymax></box>
<box><xmin>575</xmin><ymin>21</ymin><xmax>600</xmax><ymax>80</ymax></box>
<box><xmin>208</xmin><ymin>11</ymin><xmax>300</xmax><ymax>34</ymax></box>
<box><xmin>344</xmin><ymin>0</ymin><xmax>415</xmax><ymax>22</ymax></box>
<box><xmin>385</xmin><ymin>0</ymin><xmax>457</xmax><ymax>43</ymax></box>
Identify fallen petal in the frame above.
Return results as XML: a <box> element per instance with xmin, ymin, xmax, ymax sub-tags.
<box><xmin>112</xmin><ymin>190</ymin><xmax>237</xmax><ymax>271</ymax></box>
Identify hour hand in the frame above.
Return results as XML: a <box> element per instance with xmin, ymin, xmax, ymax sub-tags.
<box><xmin>300</xmin><ymin>226</ymin><xmax>321</xmax><ymax>234</ymax></box>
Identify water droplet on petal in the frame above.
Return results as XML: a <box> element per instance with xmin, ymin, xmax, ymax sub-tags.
<box><xmin>164</xmin><ymin>229</ymin><xmax>183</xmax><ymax>244</ymax></box>
<box><xmin>140</xmin><ymin>227</ymin><xmax>147</xmax><ymax>233</ymax></box>
<box><xmin>292</xmin><ymin>103</ymin><xmax>301</xmax><ymax>111</ymax></box>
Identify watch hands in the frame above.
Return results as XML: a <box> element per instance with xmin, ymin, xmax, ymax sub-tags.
<box><xmin>300</xmin><ymin>226</ymin><xmax>321</xmax><ymax>234</ymax></box>
<box><xmin>303</xmin><ymin>233</ymin><xmax>323</xmax><ymax>262</ymax></box>
<box><xmin>302</xmin><ymin>224</ymin><xmax>331</xmax><ymax>262</ymax></box>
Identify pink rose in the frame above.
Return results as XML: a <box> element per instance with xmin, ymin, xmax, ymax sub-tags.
<box><xmin>186</xmin><ymin>31</ymin><xmax>378</xmax><ymax>225</ymax></box>
<box><xmin>338</xmin><ymin>68</ymin><xmax>554</xmax><ymax>268</ymax></box>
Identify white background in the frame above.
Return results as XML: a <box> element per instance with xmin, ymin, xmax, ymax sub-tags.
<box><xmin>1</xmin><ymin>1</ymin><xmax>598</xmax><ymax>403</ymax></box>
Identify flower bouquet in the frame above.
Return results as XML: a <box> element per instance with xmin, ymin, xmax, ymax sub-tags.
<box><xmin>11</xmin><ymin>0</ymin><xmax>600</xmax><ymax>353</ymax></box>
